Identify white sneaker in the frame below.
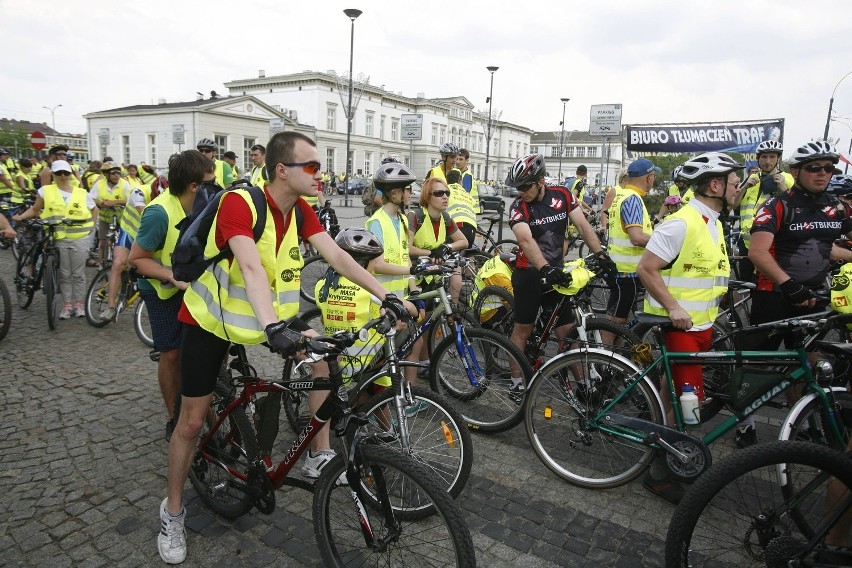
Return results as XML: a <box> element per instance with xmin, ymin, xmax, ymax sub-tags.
<box><xmin>58</xmin><ymin>304</ymin><xmax>72</xmax><ymax>320</ymax></box>
<box><xmin>158</xmin><ymin>498</ymin><xmax>187</xmax><ymax>564</ymax></box>
<box><xmin>100</xmin><ymin>306</ymin><xmax>116</xmax><ymax>321</ymax></box>
<box><xmin>74</xmin><ymin>304</ymin><xmax>86</xmax><ymax>318</ymax></box>
<box><xmin>302</xmin><ymin>450</ymin><xmax>347</xmax><ymax>485</ymax></box>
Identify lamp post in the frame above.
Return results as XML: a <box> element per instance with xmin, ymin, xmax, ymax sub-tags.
<box><xmin>823</xmin><ymin>70</ymin><xmax>852</xmax><ymax>140</ymax></box>
<box><xmin>42</xmin><ymin>104</ymin><xmax>62</xmax><ymax>131</ymax></box>
<box><xmin>484</xmin><ymin>66</ymin><xmax>498</xmax><ymax>185</ymax></box>
<box><xmin>343</xmin><ymin>8</ymin><xmax>362</xmax><ymax>207</ymax></box>
<box><xmin>557</xmin><ymin>97</ymin><xmax>570</xmax><ymax>181</ymax></box>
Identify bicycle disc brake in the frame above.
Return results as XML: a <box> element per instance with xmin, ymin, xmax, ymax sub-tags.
<box><xmin>664</xmin><ymin>438</ymin><xmax>712</xmax><ymax>482</ymax></box>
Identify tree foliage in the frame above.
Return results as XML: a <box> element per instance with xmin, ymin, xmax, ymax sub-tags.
<box><xmin>0</xmin><ymin>127</ymin><xmax>33</xmax><ymax>155</ymax></box>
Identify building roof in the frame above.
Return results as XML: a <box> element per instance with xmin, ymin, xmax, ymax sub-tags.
<box><xmin>84</xmin><ymin>95</ymin><xmax>286</xmax><ymax>120</ymax></box>
<box><xmin>0</xmin><ymin>118</ymin><xmax>60</xmax><ymax>136</ymax></box>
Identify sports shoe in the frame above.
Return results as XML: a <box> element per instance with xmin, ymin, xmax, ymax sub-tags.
<box><xmin>74</xmin><ymin>303</ymin><xmax>86</xmax><ymax>318</ymax></box>
<box><xmin>642</xmin><ymin>473</ymin><xmax>684</xmax><ymax>505</ymax></box>
<box><xmin>735</xmin><ymin>424</ymin><xmax>758</xmax><ymax>448</ymax></box>
<box><xmin>404</xmin><ymin>399</ymin><xmax>430</xmax><ymax>417</ymax></box>
<box><xmin>508</xmin><ymin>382</ymin><xmax>526</xmax><ymax>405</ymax></box>
<box><xmin>100</xmin><ymin>306</ymin><xmax>116</xmax><ymax>321</ymax></box>
<box><xmin>59</xmin><ymin>304</ymin><xmax>72</xmax><ymax>320</ymax></box>
<box><xmin>158</xmin><ymin>498</ymin><xmax>187</xmax><ymax>564</ymax></box>
<box><xmin>302</xmin><ymin>450</ymin><xmax>347</xmax><ymax>485</ymax></box>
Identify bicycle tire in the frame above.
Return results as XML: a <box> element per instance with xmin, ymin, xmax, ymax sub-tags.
<box><xmin>133</xmin><ymin>299</ymin><xmax>154</xmax><ymax>348</ymax></box>
<box><xmin>429</xmin><ymin>326</ymin><xmax>533</xmax><ymax>433</ymax></box>
<box><xmin>780</xmin><ymin>391</ymin><xmax>852</xmax><ymax>450</ymax></box>
<box><xmin>84</xmin><ymin>268</ymin><xmax>112</xmax><ymax>327</ymax></box>
<box><xmin>524</xmin><ymin>349</ymin><xmax>663</xmax><ymax>488</ymax></box>
<box><xmin>0</xmin><ymin>277</ymin><xmax>11</xmax><ymax>342</ymax></box>
<box><xmin>44</xmin><ymin>255</ymin><xmax>60</xmax><ymax>330</ymax></box>
<box><xmin>358</xmin><ymin>385</ymin><xmax>473</xmax><ymax>504</ymax></box>
<box><xmin>489</xmin><ymin>238</ymin><xmax>518</xmax><ymax>256</ymax></box>
<box><xmin>585</xmin><ymin>277</ymin><xmax>610</xmax><ymax>315</ymax></box>
<box><xmin>563</xmin><ymin>317</ymin><xmax>643</xmax><ymax>359</ymax></box>
<box><xmin>665</xmin><ymin>441</ymin><xmax>852</xmax><ymax>568</ymax></box>
<box><xmin>188</xmin><ymin>401</ymin><xmax>259</xmax><ymax>519</ymax></box>
<box><xmin>425</xmin><ymin>308</ymin><xmax>479</xmax><ymax>355</ymax></box>
<box><xmin>281</xmin><ymin>308</ymin><xmax>323</xmax><ymax>433</ymax></box>
<box><xmin>15</xmin><ymin>244</ymin><xmax>37</xmax><ymax>309</ymax></box>
<box><xmin>472</xmin><ymin>284</ymin><xmax>514</xmax><ymax>336</ymax></box>
<box><xmin>313</xmin><ymin>444</ymin><xmax>476</xmax><ymax>568</ymax></box>
<box><xmin>299</xmin><ymin>255</ymin><xmax>330</xmax><ymax>305</ymax></box>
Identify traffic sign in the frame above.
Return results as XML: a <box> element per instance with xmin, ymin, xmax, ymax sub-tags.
<box><xmin>30</xmin><ymin>131</ymin><xmax>47</xmax><ymax>150</ymax></box>
<box><xmin>172</xmin><ymin>124</ymin><xmax>185</xmax><ymax>145</ymax></box>
<box><xmin>401</xmin><ymin>114</ymin><xmax>423</xmax><ymax>141</ymax></box>
<box><xmin>589</xmin><ymin>104</ymin><xmax>623</xmax><ymax>136</ymax></box>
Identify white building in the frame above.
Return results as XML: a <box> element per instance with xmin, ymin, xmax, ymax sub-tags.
<box><xmin>83</xmin><ymin>95</ymin><xmax>301</xmax><ymax>172</ymax></box>
<box><xmin>529</xmin><ymin>130</ymin><xmax>624</xmax><ymax>187</ymax></box>
<box><xmin>224</xmin><ymin>70</ymin><xmax>533</xmax><ymax>182</ymax></box>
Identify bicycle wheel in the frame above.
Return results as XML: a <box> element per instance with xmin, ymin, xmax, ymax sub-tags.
<box><xmin>84</xmin><ymin>268</ymin><xmax>112</xmax><ymax>327</ymax></box>
<box><xmin>188</xmin><ymin>400</ymin><xmax>259</xmax><ymax>519</ymax></box>
<box><xmin>563</xmin><ymin>317</ymin><xmax>642</xmax><ymax>359</ymax></box>
<box><xmin>44</xmin><ymin>255</ymin><xmax>60</xmax><ymax>330</ymax></box>
<box><xmin>358</xmin><ymin>386</ymin><xmax>473</xmax><ymax>503</ymax></box>
<box><xmin>666</xmin><ymin>441</ymin><xmax>852</xmax><ymax>568</ymax></box>
<box><xmin>14</xmin><ymin>245</ymin><xmax>37</xmax><ymax>309</ymax></box>
<box><xmin>430</xmin><ymin>327</ymin><xmax>533</xmax><ymax>433</ymax></box>
<box><xmin>282</xmin><ymin>308</ymin><xmax>323</xmax><ymax>433</ymax></box>
<box><xmin>585</xmin><ymin>277</ymin><xmax>611</xmax><ymax>314</ymax></box>
<box><xmin>524</xmin><ymin>349</ymin><xmax>663</xmax><ymax>487</ymax></box>
<box><xmin>313</xmin><ymin>444</ymin><xmax>476</xmax><ymax>567</ymax></box>
<box><xmin>426</xmin><ymin>309</ymin><xmax>479</xmax><ymax>355</ymax></box>
<box><xmin>781</xmin><ymin>391</ymin><xmax>852</xmax><ymax>450</ymax></box>
<box><xmin>299</xmin><ymin>255</ymin><xmax>330</xmax><ymax>304</ymax></box>
<box><xmin>133</xmin><ymin>299</ymin><xmax>154</xmax><ymax>348</ymax></box>
<box><xmin>489</xmin><ymin>238</ymin><xmax>518</xmax><ymax>256</ymax></box>
<box><xmin>472</xmin><ymin>284</ymin><xmax>514</xmax><ymax>335</ymax></box>
<box><xmin>0</xmin><ymin>277</ymin><xmax>11</xmax><ymax>342</ymax></box>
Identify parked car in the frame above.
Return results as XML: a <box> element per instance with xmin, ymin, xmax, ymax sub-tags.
<box><xmin>337</xmin><ymin>178</ymin><xmax>369</xmax><ymax>195</ymax></box>
<box><xmin>478</xmin><ymin>183</ymin><xmax>504</xmax><ymax>212</ymax></box>
<box><xmin>503</xmin><ymin>185</ymin><xmax>518</xmax><ymax>198</ymax></box>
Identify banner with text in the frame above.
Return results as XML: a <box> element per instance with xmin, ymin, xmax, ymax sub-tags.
<box><xmin>625</xmin><ymin>119</ymin><xmax>784</xmax><ymax>154</ymax></box>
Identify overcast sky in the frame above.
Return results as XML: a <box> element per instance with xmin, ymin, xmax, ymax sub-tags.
<box><xmin>3</xmin><ymin>0</ymin><xmax>851</xmax><ymax>157</ymax></box>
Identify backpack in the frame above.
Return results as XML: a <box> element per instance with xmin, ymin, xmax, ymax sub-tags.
<box><xmin>362</xmin><ymin>179</ymin><xmax>379</xmax><ymax>217</ymax></box>
<box><xmin>171</xmin><ymin>184</ymin><xmax>302</xmax><ymax>282</ymax></box>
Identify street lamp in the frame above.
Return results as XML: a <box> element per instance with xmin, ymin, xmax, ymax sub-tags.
<box><xmin>823</xmin><ymin>70</ymin><xmax>852</xmax><ymax>140</ymax></box>
<box><xmin>343</xmin><ymin>8</ymin><xmax>362</xmax><ymax>207</ymax></box>
<box><xmin>42</xmin><ymin>104</ymin><xmax>62</xmax><ymax>131</ymax></box>
<box><xmin>557</xmin><ymin>97</ymin><xmax>570</xmax><ymax>181</ymax></box>
<box><xmin>484</xmin><ymin>66</ymin><xmax>498</xmax><ymax>184</ymax></box>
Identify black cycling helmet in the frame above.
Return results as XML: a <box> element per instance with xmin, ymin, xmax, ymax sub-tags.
<box><xmin>506</xmin><ymin>153</ymin><xmax>546</xmax><ymax>187</ymax></box>
<box><xmin>827</xmin><ymin>175</ymin><xmax>852</xmax><ymax>197</ymax></box>
<box><xmin>373</xmin><ymin>161</ymin><xmax>416</xmax><ymax>191</ymax></box>
<box><xmin>334</xmin><ymin>228</ymin><xmax>383</xmax><ymax>261</ymax></box>
<box><xmin>196</xmin><ymin>137</ymin><xmax>218</xmax><ymax>151</ymax></box>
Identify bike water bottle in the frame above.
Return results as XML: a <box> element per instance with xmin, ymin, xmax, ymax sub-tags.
<box><xmin>680</xmin><ymin>384</ymin><xmax>700</xmax><ymax>425</ymax></box>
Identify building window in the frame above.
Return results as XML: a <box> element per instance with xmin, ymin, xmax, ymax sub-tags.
<box><xmin>214</xmin><ymin>135</ymin><xmax>227</xmax><ymax>159</ymax></box>
<box><xmin>531</xmin><ymin>146</ymin><xmax>539</xmax><ymax>154</ymax></box>
<box><xmin>431</xmin><ymin>125</ymin><xmax>438</xmax><ymax>145</ymax></box>
<box><xmin>588</xmin><ymin>146</ymin><xmax>597</xmax><ymax>158</ymax></box>
<box><xmin>326</xmin><ymin>148</ymin><xmax>335</xmax><ymax>174</ymax></box>
<box><xmin>122</xmin><ymin>135</ymin><xmax>130</xmax><ymax>164</ymax></box>
<box><xmin>576</xmin><ymin>146</ymin><xmax>585</xmax><ymax>158</ymax></box>
<box><xmin>516</xmin><ymin>142</ymin><xmax>521</xmax><ymax>158</ymax></box>
<box><xmin>523</xmin><ymin>143</ymin><xmax>527</xmax><ymax>155</ymax></box>
<box><xmin>565</xmin><ymin>147</ymin><xmax>575</xmax><ymax>158</ymax></box>
<box><xmin>391</xmin><ymin>119</ymin><xmax>398</xmax><ymax>141</ymax></box>
<box><xmin>366</xmin><ymin>113</ymin><xmax>374</xmax><ymax>137</ymax></box>
<box><xmin>148</xmin><ymin>134</ymin><xmax>157</xmax><ymax>166</ymax></box>
<box><xmin>243</xmin><ymin>138</ymin><xmax>255</xmax><ymax>172</ymax></box>
<box><xmin>327</xmin><ymin>105</ymin><xmax>337</xmax><ymax>131</ymax></box>
<box><xmin>364</xmin><ymin>152</ymin><xmax>373</xmax><ymax>175</ymax></box>
<box><xmin>550</xmin><ymin>146</ymin><xmax>558</xmax><ymax>158</ymax></box>
<box><xmin>440</xmin><ymin>126</ymin><xmax>446</xmax><ymax>143</ymax></box>
<box><xmin>451</xmin><ymin>127</ymin><xmax>457</xmax><ymax>144</ymax></box>
<box><xmin>380</xmin><ymin>116</ymin><xmax>385</xmax><ymax>140</ymax></box>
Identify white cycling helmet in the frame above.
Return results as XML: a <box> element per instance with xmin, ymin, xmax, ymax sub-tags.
<box><xmin>438</xmin><ymin>142</ymin><xmax>459</xmax><ymax>156</ymax></box>
<box><xmin>373</xmin><ymin>161</ymin><xmax>416</xmax><ymax>191</ymax></box>
<box><xmin>671</xmin><ymin>165</ymin><xmax>684</xmax><ymax>182</ymax></box>
<box><xmin>788</xmin><ymin>140</ymin><xmax>839</xmax><ymax>167</ymax></box>
<box><xmin>679</xmin><ymin>152</ymin><xmax>743</xmax><ymax>182</ymax></box>
<box><xmin>756</xmin><ymin>140</ymin><xmax>783</xmax><ymax>156</ymax></box>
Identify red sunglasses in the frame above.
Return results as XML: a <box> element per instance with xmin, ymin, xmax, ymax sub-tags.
<box><xmin>282</xmin><ymin>161</ymin><xmax>322</xmax><ymax>175</ymax></box>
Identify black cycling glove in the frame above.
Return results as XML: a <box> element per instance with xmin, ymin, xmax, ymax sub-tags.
<box><xmin>265</xmin><ymin>321</ymin><xmax>304</xmax><ymax>357</ymax></box>
<box><xmin>382</xmin><ymin>294</ymin><xmax>411</xmax><ymax>322</ymax></box>
<box><xmin>429</xmin><ymin>244</ymin><xmax>451</xmax><ymax>260</ymax></box>
<box><xmin>594</xmin><ymin>251</ymin><xmax>617</xmax><ymax>277</ymax></box>
<box><xmin>541</xmin><ymin>264</ymin><xmax>572</xmax><ymax>287</ymax></box>
<box><xmin>779</xmin><ymin>279</ymin><xmax>815</xmax><ymax>304</ymax></box>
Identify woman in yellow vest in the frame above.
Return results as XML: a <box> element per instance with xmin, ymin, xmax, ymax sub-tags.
<box><xmin>636</xmin><ymin>151</ymin><xmax>741</xmax><ymax>504</ymax></box>
<box><xmin>13</xmin><ymin>160</ymin><xmax>96</xmax><ymax>320</ymax></box>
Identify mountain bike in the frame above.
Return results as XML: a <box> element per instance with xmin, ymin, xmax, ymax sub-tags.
<box><xmin>665</xmin><ymin>441</ymin><xmax>852</xmax><ymax>567</ymax></box>
<box><xmin>470</xmin><ymin>214</ymin><xmax>517</xmax><ymax>256</ymax></box>
<box><xmin>523</xmin><ymin>312</ymin><xmax>852</xmax><ymax>488</ymax></box>
<box><xmin>0</xmin><ymin>275</ymin><xmax>10</xmax><ymax>342</ymax></box>
<box><xmin>84</xmin><ymin>266</ymin><xmax>152</xmax><ymax>347</ymax></box>
<box><xmin>188</xmin><ymin>312</ymin><xmax>476</xmax><ymax>567</ymax></box>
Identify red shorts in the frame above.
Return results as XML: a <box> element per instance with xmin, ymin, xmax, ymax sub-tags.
<box><xmin>663</xmin><ymin>328</ymin><xmax>712</xmax><ymax>400</ymax></box>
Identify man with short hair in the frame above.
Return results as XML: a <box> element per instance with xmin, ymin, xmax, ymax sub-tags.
<box><xmin>249</xmin><ymin>144</ymin><xmax>266</xmax><ymax>188</ymax></box>
<box><xmin>451</xmin><ymin>149</ymin><xmax>480</xmax><ymax>246</ymax></box>
<box><xmin>222</xmin><ymin>150</ymin><xmax>240</xmax><ymax>180</ymax></box>
<box><xmin>89</xmin><ymin>161</ymin><xmax>132</xmax><ymax>265</ymax></box>
<box><xmin>195</xmin><ymin>138</ymin><xmax>233</xmax><ymax>188</ymax></box>
<box><xmin>426</xmin><ymin>142</ymin><xmax>459</xmax><ymax>183</ymax></box>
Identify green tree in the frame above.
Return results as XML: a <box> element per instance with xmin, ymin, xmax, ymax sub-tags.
<box><xmin>0</xmin><ymin>127</ymin><xmax>32</xmax><ymax>157</ymax></box>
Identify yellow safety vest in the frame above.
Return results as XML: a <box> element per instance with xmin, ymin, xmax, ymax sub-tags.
<box><xmin>126</xmin><ymin>175</ymin><xmax>143</xmax><ymax>188</ymax></box>
<box><xmin>460</xmin><ymin>169</ymin><xmax>481</xmax><ymax>214</ymax></box>
<box><xmin>315</xmin><ymin>273</ymin><xmax>388</xmax><ymax>382</ymax></box>
<box><xmin>185</xmin><ymin>191</ymin><xmax>302</xmax><ymax>344</ymax></box>
<box><xmin>0</xmin><ymin>165</ymin><xmax>13</xmax><ymax>198</ymax></box>
<box><xmin>13</xmin><ymin>171</ymin><xmax>35</xmax><ymax>204</ymax></box>
<box><xmin>412</xmin><ymin>207</ymin><xmax>447</xmax><ymax>250</ymax></box>
<box><xmin>739</xmin><ymin>172</ymin><xmax>795</xmax><ymax>248</ymax></box>
<box><xmin>120</xmin><ymin>188</ymin><xmax>152</xmax><ymax>241</ymax></box>
<box><xmin>250</xmin><ymin>164</ymin><xmax>266</xmax><ymax>188</ymax></box>
<box><xmin>607</xmin><ymin>185</ymin><xmax>652</xmax><ymax>273</ymax></box>
<box><xmin>93</xmin><ymin>178</ymin><xmax>131</xmax><ymax>224</ymax></box>
<box><xmin>427</xmin><ymin>165</ymin><xmax>448</xmax><ymax>183</ymax></box>
<box><xmin>366</xmin><ymin>208</ymin><xmax>410</xmax><ymax>298</ymax></box>
<box><xmin>302</xmin><ymin>190</ymin><xmax>319</xmax><ymax>207</ymax></box>
<box><xmin>138</xmin><ymin>165</ymin><xmax>157</xmax><ymax>186</ymax></box>
<box><xmin>644</xmin><ymin>205</ymin><xmax>729</xmax><ymax>327</ymax></box>
<box><xmin>468</xmin><ymin>255</ymin><xmax>513</xmax><ymax>321</ymax></box>
<box><xmin>446</xmin><ymin>182</ymin><xmax>478</xmax><ymax>228</ymax></box>
<box><xmin>143</xmin><ymin>192</ymin><xmax>186</xmax><ymax>299</ymax></box>
<box><xmin>40</xmin><ymin>184</ymin><xmax>93</xmax><ymax>240</ymax></box>
<box><xmin>213</xmin><ymin>159</ymin><xmax>234</xmax><ymax>188</ymax></box>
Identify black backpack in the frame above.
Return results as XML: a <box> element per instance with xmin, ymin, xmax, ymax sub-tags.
<box><xmin>171</xmin><ymin>184</ymin><xmax>271</xmax><ymax>282</ymax></box>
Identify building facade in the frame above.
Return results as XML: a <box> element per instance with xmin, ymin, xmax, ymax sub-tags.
<box><xmin>0</xmin><ymin>119</ymin><xmax>89</xmax><ymax>162</ymax></box>
<box><xmin>224</xmin><ymin>70</ymin><xmax>533</xmax><ymax>182</ymax></box>
<box><xmin>529</xmin><ymin>130</ymin><xmax>624</xmax><ymax>187</ymax></box>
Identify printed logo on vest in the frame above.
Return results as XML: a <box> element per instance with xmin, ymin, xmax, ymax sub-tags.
<box><xmin>289</xmin><ymin>247</ymin><xmax>300</xmax><ymax>261</ymax></box>
<box><xmin>281</xmin><ymin>268</ymin><xmax>296</xmax><ymax>282</ymax></box>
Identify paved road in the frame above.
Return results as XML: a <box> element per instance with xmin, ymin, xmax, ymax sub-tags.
<box><xmin>0</xmin><ymin>206</ymin><xmax>689</xmax><ymax>567</ymax></box>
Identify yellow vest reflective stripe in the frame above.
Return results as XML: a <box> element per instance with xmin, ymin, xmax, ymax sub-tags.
<box><xmin>412</xmin><ymin>207</ymin><xmax>447</xmax><ymax>250</ymax></box>
<box><xmin>315</xmin><ymin>274</ymin><xmax>388</xmax><ymax>382</ymax></box>
<box><xmin>461</xmin><ymin>169</ymin><xmax>481</xmax><ymax>214</ymax></box>
<box><xmin>607</xmin><ymin>185</ymin><xmax>652</xmax><ymax>273</ymax></box>
<box><xmin>138</xmin><ymin>166</ymin><xmax>157</xmax><ymax>185</ymax></box>
<box><xmin>40</xmin><ymin>185</ymin><xmax>93</xmax><ymax>240</ymax></box>
<box><xmin>250</xmin><ymin>164</ymin><xmax>266</xmax><ymax>188</ymax></box>
<box><xmin>469</xmin><ymin>256</ymin><xmax>513</xmax><ymax>319</ymax></box>
<box><xmin>94</xmin><ymin>179</ymin><xmax>130</xmax><ymax>224</ymax></box>
<box><xmin>121</xmin><ymin>206</ymin><xmax>143</xmax><ymax>240</ymax></box>
<box><xmin>739</xmin><ymin>172</ymin><xmax>794</xmax><ymax>248</ymax></box>
<box><xmin>145</xmin><ymin>192</ymin><xmax>186</xmax><ymax>299</ymax></box>
<box><xmin>302</xmin><ymin>191</ymin><xmax>319</xmax><ymax>207</ymax></box>
<box><xmin>366</xmin><ymin>209</ymin><xmax>409</xmax><ymax>297</ymax></box>
<box><xmin>446</xmin><ymin>182</ymin><xmax>478</xmax><ymax>227</ymax></box>
<box><xmin>185</xmin><ymin>192</ymin><xmax>302</xmax><ymax>344</ymax></box>
<box><xmin>644</xmin><ymin>206</ymin><xmax>728</xmax><ymax>326</ymax></box>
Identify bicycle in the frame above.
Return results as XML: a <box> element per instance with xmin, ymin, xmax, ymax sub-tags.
<box><xmin>84</xmin><ymin>266</ymin><xmax>153</xmax><ymax>347</ymax></box>
<box><xmin>0</xmin><ymin>275</ymin><xmax>10</xmax><ymax>342</ymax></box>
<box><xmin>665</xmin><ymin>441</ymin><xmax>852</xmax><ymax>567</ymax></box>
<box><xmin>470</xmin><ymin>214</ymin><xmax>517</xmax><ymax>256</ymax></box>
<box><xmin>523</xmin><ymin>311</ymin><xmax>852</xmax><ymax>488</ymax></box>
<box><xmin>188</xmin><ymin>312</ymin><xmax>476</xmax><ymax>567</ymax></box>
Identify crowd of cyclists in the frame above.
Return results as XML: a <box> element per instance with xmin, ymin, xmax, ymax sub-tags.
<box><xmin>2</xmin><ymin>130</ymin><xmax>851</xmax><ymax>564</ymax></box>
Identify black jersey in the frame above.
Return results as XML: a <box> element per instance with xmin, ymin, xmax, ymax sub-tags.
<box><xmin>508</xmin><ymin>185</ymin><xmax>578</xmax><ymax>269</ymax></box>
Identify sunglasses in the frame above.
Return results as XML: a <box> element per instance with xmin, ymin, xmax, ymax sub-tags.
<box><xmin>54</xmin><ymin>171</ymin><xmax>72</xmax><ymax>176</ymax></box>
<box><xmin>517</xmin><ymin>182</ymin><xmax>535</xmax><ymax>192</ymax></box>
<box><xmin>431</xmin><ymin>190</ymin><xmax>451</xmax><ymax>198</ymax></box>
<box><xmin>282</xmin><ymin>161</ymin><xmax>322</xmax><ymax>174</ymax></box>
<box><xmin>802</xmin><ymin>164</ymin><xmax>835</xmax><ymax>174</ymax></box>
<box><xmin>200</xmin><ymin>148</ymin><xmax>216</xmax><ymax>153</ymax></box>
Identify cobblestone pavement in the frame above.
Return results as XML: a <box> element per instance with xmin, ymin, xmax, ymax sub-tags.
<box><xmin>0</xmin><ymin>203</ymin><xmax>713</xmax><ymax>567</ymax></box>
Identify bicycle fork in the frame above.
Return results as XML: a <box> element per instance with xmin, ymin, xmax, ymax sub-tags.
<box><xmin>345</xmin><ymin>434</ymin><xmax>401</xmax><ymax>551</ymax></box>
<box><xmin>454</xmin><ymin>325</ymin><xmax>485</xmax><ymax>388</ymax></box>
